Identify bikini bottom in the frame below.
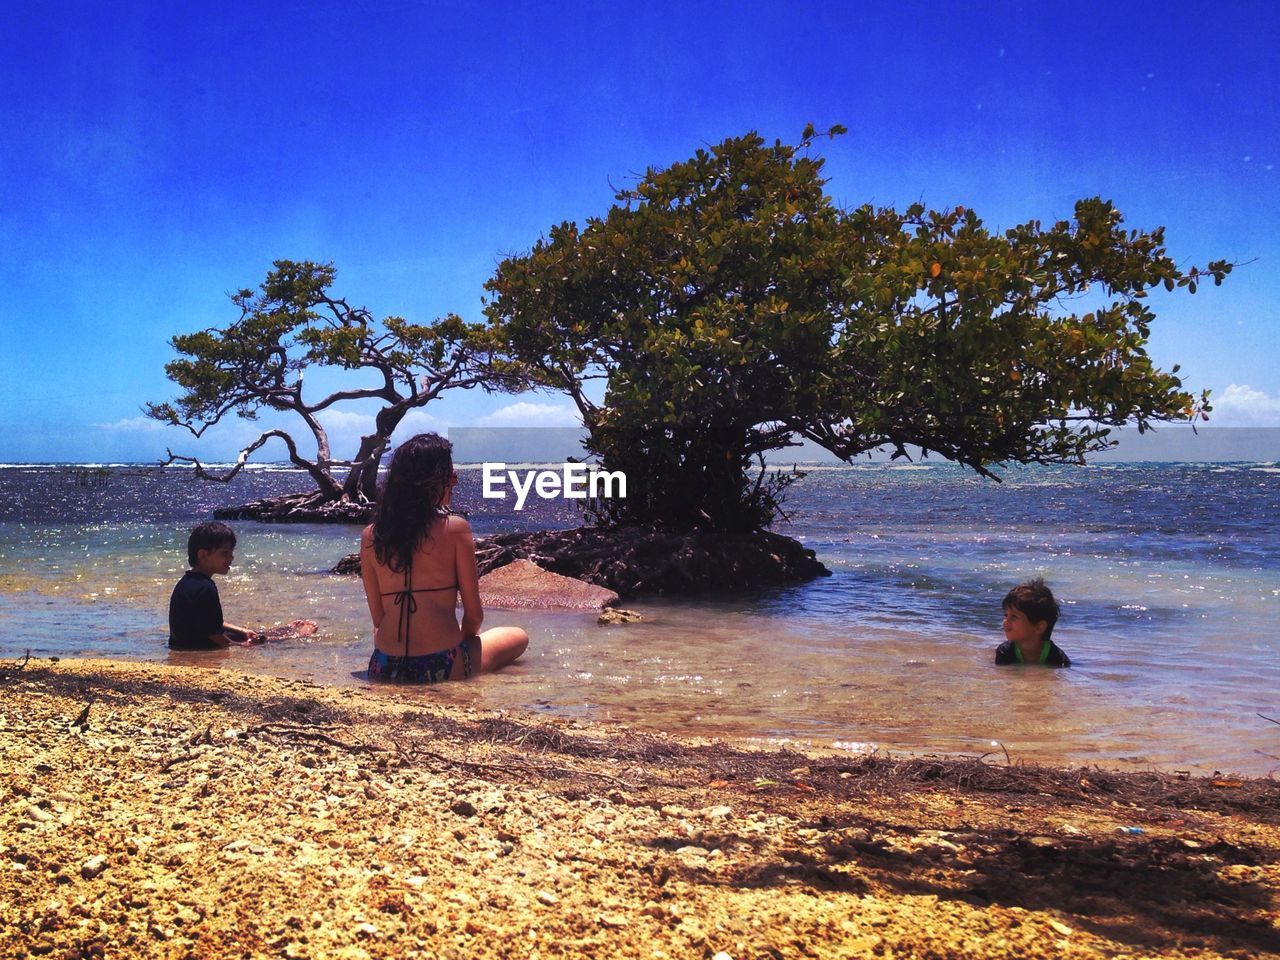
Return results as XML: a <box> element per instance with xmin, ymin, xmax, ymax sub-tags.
<box><xmin>367</xmin><ymin>642</ymin><xmax>473</xmax><ymax>684</ymax></box>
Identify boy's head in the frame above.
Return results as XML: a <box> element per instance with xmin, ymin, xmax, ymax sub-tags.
<box><xmin>187</xmin><ymin>521</ymin><xmax>237</xmax><ymax>573</ymax></box>
<box><xmin>1002</xmin><ymin>578</ymin><xmax>1060</xmax><ymax>642</ymax></box>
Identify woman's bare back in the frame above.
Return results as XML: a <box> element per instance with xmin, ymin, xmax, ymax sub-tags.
<box><xmin>360</xmin><ymin>516</ymin><xmax>475</xmax><ymax>657</ymax></box>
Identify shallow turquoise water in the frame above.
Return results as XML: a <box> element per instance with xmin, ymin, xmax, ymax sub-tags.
<box><xmin>1</xmin><ymin>463</ymin><xmax>1277</xmax><ymax>776</ymax></box>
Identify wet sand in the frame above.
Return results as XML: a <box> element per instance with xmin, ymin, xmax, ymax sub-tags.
<box><xmin>3</xmin><ymin>656</ymin><xmax>1278</xmax><ymax>959</ymax></box>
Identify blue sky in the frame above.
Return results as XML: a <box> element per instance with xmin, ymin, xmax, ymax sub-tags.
<box><xmin>1</xmin><ymin>1</ymin><xmax>1276</xmax><ymax>463</ymax></box>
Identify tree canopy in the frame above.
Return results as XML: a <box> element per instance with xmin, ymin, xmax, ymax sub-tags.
<box><xmin>483</xmin><ymin>127</ymin><xmax>1231</xmax><ymax>532</ymax></box>
<box><xmin>148</xmin><ymin>260</ymin><xmax>513</xmax><ymax>505</ymax></box>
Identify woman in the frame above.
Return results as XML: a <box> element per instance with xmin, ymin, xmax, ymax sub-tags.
<box><xmin>361</xmin><ymin>433</ymin><xmax>528</xmax><ymax>682</ymax></box>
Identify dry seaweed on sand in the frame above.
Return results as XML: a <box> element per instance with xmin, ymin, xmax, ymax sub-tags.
<box><xmin>10</xmin><ymin>659</ymin><xmax>1280</xmax><ymax>820</ymax></box>
<box><xmin>4</xmin><ymin>659</ymin><xmax>1279</xmax><ymax>960</ymax></box>
<box><xmin>0</xmin><ymin>650</ymin><xmax>32</xmax><ymax>682</ymax></box>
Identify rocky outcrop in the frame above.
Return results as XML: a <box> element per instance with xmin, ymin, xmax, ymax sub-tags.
<box><xmin>331</xmin><ymin>525</ymin><xmax>830</xmax><ymax>598</ymax></box>
<box><xmin>216</xmin><ymin>493</ymin><xmax>373</xmax><ymax>524</ymax></box>
<box><xmin>330</xmin><ymin>552</ymin><xmax>363</xmax><ymax>575</ymax></box>
<box><xmin>477</xmin><ymin>559</ymin><xmax>619</xmax><ymax>611</ymax></box>
<box><xmin>329</xmin><ymin>552</ymin><xmax>622</xmax><ymax>610</ymax></box>
<box><xmin>473</xmin><ymin>525</ymin><xmax>829</xmax><ymax>597</ymax></box>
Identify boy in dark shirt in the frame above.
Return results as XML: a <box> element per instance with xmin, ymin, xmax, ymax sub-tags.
<box><xmin>995</xmin><ymin>578</ymin><xmax>1071</xmax><ymax>667</ymax></box>
<box><xmin>168</xmin><ymin>522</ymin><xmax>260</xmax><ymax>650</ymax></box>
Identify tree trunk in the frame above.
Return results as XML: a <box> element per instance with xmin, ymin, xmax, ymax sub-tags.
<box><xmin>341</xmin><ymin>434</ymin><xmax>386</xmax><ymax>502</ymax></box>
<box><xmin>341</xmin><ymin>403</ymin><xmax>412</xmax><ymax>502</ymax></box>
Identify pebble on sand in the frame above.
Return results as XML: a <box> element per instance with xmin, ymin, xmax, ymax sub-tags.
<box><xmin>80</xmin><ymin>855</ymin><xmax>108</xmax><ymax>880</ymax></box>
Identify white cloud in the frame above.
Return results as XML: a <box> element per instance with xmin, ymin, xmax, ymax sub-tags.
<box><xmin>311</xmin><ymin>410</ymin><xmax>376</xmax><ymax>461</ymax></box>
<box><xmin>317</xmin><ymin>408</ymin><xmax>449</xmax><ymax>439</ymax></box>
<box><xmin>473</xmin><ymin>402</ymin><xmax>581</xmax><ymax>428</ymax></box>
<box><xmin>93</xmin><ymin>415</ymin><xmax>169</xmax><ymax>433</ymax></box>
<box><xmin>397</xmin><ymin>410</ymin><xmax>448</xmax><ymax>434</ymax></box>
<box><xmin>1208</xmin><ymin>384</ymin><xmax>1280</xmax><ymax>426</ymax></box>
<box><xmin>385</xmin><ymin>410</ymin><xmax>451</xmax><ymax>447</ymax></box>
<box><xmin>316</xmin><ymin>409</ymin><xmax>376</xmax><ymax>432</ymax></box>
<box><xmin>321</xmin><ymin>408</ymin><xmax>451</xmax><ymax>455</ymax></box>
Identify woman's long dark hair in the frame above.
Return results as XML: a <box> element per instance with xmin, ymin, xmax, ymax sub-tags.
<box><xmin>372</xmin><ymin>433</ymin><xmax>454</xmax><ymax>572</ymax></box>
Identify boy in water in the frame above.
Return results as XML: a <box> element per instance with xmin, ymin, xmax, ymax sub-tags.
<box><xmin>168</xmin><ymin>521</ymin><xmax>261</xmax><ymax>650</ymax></box>
<box><xmin>995</xmin><ymin>578</ymin><xmax>1071</xmax><ymax>667</ymax></box>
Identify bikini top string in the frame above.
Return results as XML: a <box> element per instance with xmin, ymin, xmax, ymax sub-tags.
<box><xmin>395</xmin><ymin>561</ymin><xmax>415</xmax><ymax>660</ymax></box>
<box><xmin>382</xmin><ymin>509</ymin><xmax>458</xmax><ymax>661</ymax></box>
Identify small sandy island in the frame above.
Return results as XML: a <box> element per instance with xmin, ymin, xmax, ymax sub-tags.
<box><xmin>3</xmin><ymin>657</ymin><xmax>1277</xmax><ymax>959</ymax></box>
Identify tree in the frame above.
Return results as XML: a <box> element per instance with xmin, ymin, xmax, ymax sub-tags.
<box><xmin>801</xmin><ymin>196</ymin><xmax>1231</xmax><ymax>476</ymax></box>
<box><xmin>148</xmin><ymin>260</ymin><xmax>515</xmax><ymax>506</ymax></box>
<box><xmin>483</xmin><ymin>128</ymin><xmax>1231</xmax><ymax>533</ymax></box>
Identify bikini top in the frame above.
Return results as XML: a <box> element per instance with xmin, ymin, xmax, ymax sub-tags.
<box><xmin>381</xmin><ymin>553</ymin><xmax>458</xmax><ymax>660</ymax></box>
<box><xmin>378</xmin><ymin>563</ymin><xmax>460</xmax><ymax>660</ymax></box>
<box><xmin>377</xmin><ymin>511</ymin><xmax>459</xmax><ymax>658</ymax></box>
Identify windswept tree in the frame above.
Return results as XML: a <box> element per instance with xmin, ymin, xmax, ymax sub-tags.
<box><xmin>148</xmin><ymin>260</ymin><xmax>517</xmax><ymax>507</ymax></box>
<box><xmin>484</xmin><ymin>127</ymin><xmax>1231</xmax><ymax>533</ymax></box>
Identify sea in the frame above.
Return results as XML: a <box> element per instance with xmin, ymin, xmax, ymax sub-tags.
<box><xmin>1</xmin><ymin>461</ymin><xmax>1277</xmax><ymax>776</ymax></box>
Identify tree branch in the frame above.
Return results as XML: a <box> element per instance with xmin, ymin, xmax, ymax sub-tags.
<box><xmin>162</xmin><ymin>430</ymin><xmax>342</xmax><ymax>499</ymax></box>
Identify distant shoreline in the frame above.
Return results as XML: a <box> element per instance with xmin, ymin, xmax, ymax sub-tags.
<box><xmin>2</xmin><ymin>435</ymin><xmax>1279</xmax><ymax>472</ymax></box>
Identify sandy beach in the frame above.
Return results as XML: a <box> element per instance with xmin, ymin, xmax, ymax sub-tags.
<box><xmin>3</xmin><ymin>656</ymin><xmax>1278</xmax><ymax>959</ymax></box>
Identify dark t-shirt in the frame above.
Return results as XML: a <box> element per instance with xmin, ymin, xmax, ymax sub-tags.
<box><xmin>168</xmin><ymin>571</ymin><xmax>224</xmax><ymax>650</ymax></box>
<box><xmin>995</xmin><ymin>638</ymin><xmax>1071</xmax><ymax>667</ymax></box>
